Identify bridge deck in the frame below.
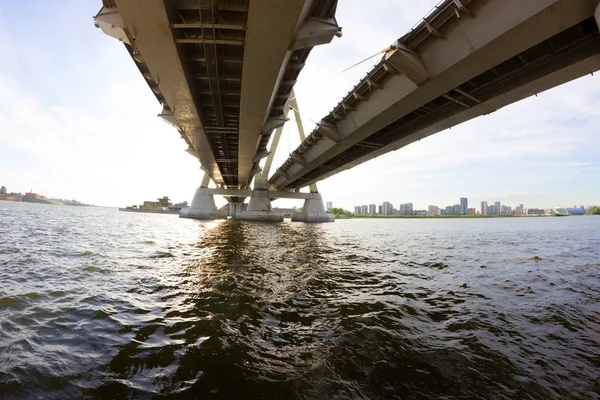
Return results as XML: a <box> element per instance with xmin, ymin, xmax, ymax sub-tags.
<box><xmin>95</xmin><ymin>0</ymin><xmax>339</xmax><ymax>188</ymax></box>
<box><xmin>269</xmin><ymin>0</ymin><xmax>600</xmax><ymax>191</ymax></box>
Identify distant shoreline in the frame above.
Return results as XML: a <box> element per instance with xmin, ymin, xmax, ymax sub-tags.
<box><xmin>335</xmin><ymin>214</ymin><xmax>584</xmax><ymax>219</ymax></box>
<box><xmin>0</xmin><ymin>198</ymin><xmax>93</xmax><ymax>206</ymax></box>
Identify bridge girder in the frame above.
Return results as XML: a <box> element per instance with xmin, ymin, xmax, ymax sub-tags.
<box><xmin>95</xmin><ymin>0</ymin><xmax>340</xmax><ymax>189</ymax></box>
<box><xmin>269</xmin><ymin>0</ymin><xmax>600</xmax><ymax>191</ymax></box>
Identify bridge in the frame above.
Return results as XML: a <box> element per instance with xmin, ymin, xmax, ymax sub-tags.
<box><xmin>269</xmin><ymin>0</ymin><xmax>600</xmax><ymax>191</ymax></box>
<box><xmin>94</xmin><ymin>0</ymin><xmax>341</xmax><ymax>221</ymax></box>
<box><xmin>96</xmin><ymin>0</ymin><xmax>600</xmax><ymax>222</ymax></box>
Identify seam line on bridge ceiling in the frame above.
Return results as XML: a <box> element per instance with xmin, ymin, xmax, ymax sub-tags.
<box><xmin>172</xmin><ymin>0</ymin><xmax>249</xmax><ymax>187</ymax></box>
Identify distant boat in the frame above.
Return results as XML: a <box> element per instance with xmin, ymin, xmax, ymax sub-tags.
<box><xmin>550</xmin><ymin>207</ymin><xmax>586</xmax><ymax>216</ymax></box>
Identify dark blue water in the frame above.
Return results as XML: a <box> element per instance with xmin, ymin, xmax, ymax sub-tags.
<box><xmin>1</xmin><ymin>201</ymin><xmax>599</xmax><ymax>399</ymax></box>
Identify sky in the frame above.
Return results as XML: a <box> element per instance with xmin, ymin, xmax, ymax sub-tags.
<box><xmin>0</xmin><ymin>1</ymin><xmax>599</xmax><ymax>211</ymax></box>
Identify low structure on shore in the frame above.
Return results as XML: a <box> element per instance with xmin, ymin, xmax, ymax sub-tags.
<box><xmin>120</xmin><ymin>196</ymin><xmax>188</xmax><ymax>214</ymax></box>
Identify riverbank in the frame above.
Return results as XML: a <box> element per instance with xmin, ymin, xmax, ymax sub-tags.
<box><xmin>338</xmin><ymin>214</ymin><xmax>577</xmax><ymax>219</ymax></box>
<box><xmin>1</xmin><ymin>197</ymin><xmax>93</xmax><ymax>207</ymax></box>
<box><xmin>22</xmin><ymin>197</ymin><xmax>55</xmax><ymax>205</ymax></box>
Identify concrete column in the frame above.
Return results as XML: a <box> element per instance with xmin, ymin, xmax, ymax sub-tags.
<box><xmin>289</xmin><ymin>93</ymin><xmax>318</xmax><ymax>193</ymax></box>
<box><xmin>595</xmin><ymin>2</ymin><xmax>600</xmax><ymax>31</ymax></box>
<box><xmin>179</xmin><ymin>187</ymin><xmax>227</xmax><ymax>219</ymax></box>
<box><xmin>179</xmin><ymin>172</ymin><xmax>227</xmax><ymax>219</ymax></box>
<box><xmin>253</xmin><ymin>172</ymin><xmax>269</xmax><ymax>190</ymax></box>
<box><xmin>287</xmin><ymin>90</ymin><xmax>332</xmax><ymax>222</ymax></box>
<box><xmin>228</xmin><ymin>201</ymin><xmax>244</xmax><ymax>216</ymax></box>
<box><xmin>234</xmin><ymin>171</ymin><xmax>283</xmax><ymax>221</ymax></box>
<box><xmin>234</xmin><ymin>189</ymin><xmax>283</xmax><ymax>222</ymax></box>
<box><xmin>291</xmin><ymin>192</ymin><xmax>334</xmax><ymax>222</ymax></box>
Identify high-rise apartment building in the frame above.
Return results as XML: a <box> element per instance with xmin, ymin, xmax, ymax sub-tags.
<box><xmin>515</xmin><ymin>204</ymin><xmax>524</xmax><ymax>215</ymax></box>
<box><xmin>501</xmin><ymin>205</ymin><xmax>513</xmax><ymax>215</ymax></box>
<box><xmin>480</xmin><ymin>201</ymin><xmax>488</xmax><ymax>215</ymax></box>
<box><xmin>326</xmin><ymin>201</ymin><xmax>333</xmax><ymax>211</ymax></box>
<box><xmin>354</xmin><ymin>206</ymin><xmax>361</xmax><ymax>215</ymax></box>
<box><xmin>442</xmin><ymin>205</ymin><xmax>456</xmax><ymax>215</ymax></box>
<box><xmin>428</xmin><ymin>205</ymin><xmax>440</xmax><ymax>216</ymax></box>
<box><xmin>460</xmin><ymin>197</ymin><xmax>468</xmax><ymax>215</ymax></box>
<box><xmin>382</xmin><ymin>201</ymin><xmax>393</xmax><ymax>215</ymax></box>
<box><xmin>368</xmin><ymin>204</ymin><xmax>376</xmax><ymax>215</ymax></box>
<box><xmin>399</xmin><ymin>202</ymin><xmax>413</xmax><ymax>216</ymax></box>
<box><xmin>361</xmin><ymin>205</ymin><xmax>368</xmax><ymax>215</ymax></box>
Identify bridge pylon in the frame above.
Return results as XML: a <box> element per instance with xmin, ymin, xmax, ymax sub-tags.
<box><xmin>287</xmin><ymin>92</ymin><xmax>333</xmax><ymax>222</ymax></box>
<box><xmin>233</xmin><ymin>106</ymin><xmax>288</xmax><ymax>221</ymax></box>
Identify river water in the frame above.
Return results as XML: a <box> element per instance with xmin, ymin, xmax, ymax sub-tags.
<box><xmin>0</xmin><ymin>201</ymin><xmax>599</xmax><ymax>399</ymax></box>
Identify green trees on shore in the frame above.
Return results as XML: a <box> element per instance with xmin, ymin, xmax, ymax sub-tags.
<box><xmin>589</xmin><ymin>206</ymin><xmax>600</xmax><ymax>215</ymax></box>
<box><xmin>328</xmin><ymin>207</ymin><xmax>352</xmax><ymax>217</ymax></box>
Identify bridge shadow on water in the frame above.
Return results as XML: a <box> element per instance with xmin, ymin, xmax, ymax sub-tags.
<box><xmin>86</xmin><ymin>219</ymin><xmax>563</xmax><ymax>399</ymax></box>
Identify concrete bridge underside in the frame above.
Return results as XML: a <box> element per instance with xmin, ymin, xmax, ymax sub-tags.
<box><xmin>269</xmin><ymin>0</ymin><xmax>600</xmax><ymax>191</ymax></box>
<box><xmin>95</xmin><ymin>0</ymin><xmax>340</xmax><ymax>192</ymax></box>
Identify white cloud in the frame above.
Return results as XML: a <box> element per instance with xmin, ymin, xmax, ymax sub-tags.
<box><xmin>1</xmin><ymin>0</ymin><xmax>599</xmax><ymax>211</ymax></box>
<box><xmin>0</xmin><ymin>57</ymin><xmax>202</xmax><ymax>206</ymax></box>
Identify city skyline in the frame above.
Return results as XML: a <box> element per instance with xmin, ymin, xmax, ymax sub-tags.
<box><xmin>351</xmin><ymin>196</ymin><xmax>591</xmax><ymax>216</ymax></box>
<box><xmin>1</xmin><ymin>1</ymin><xmax>599</xmax><ymax>208</ymax></box>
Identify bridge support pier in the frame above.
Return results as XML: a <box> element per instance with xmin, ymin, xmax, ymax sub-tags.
<box><xmin>180</xmin><ymin>187</ymin><xmax>227</xmax><ymax>219</ymax></box>
<box><xmin>179</xmin><ymin>173</ymin><xmax>227</xmax><ymax>220</ymax></box>
<box><xmin>291</xmin><ymin>192</ymin><xmax>334</xmax><ymax>222</ymax></box>
<box><xmin>228</xmin><ymin>201</ymin><xmax>244</xmax><ymax>216</ymax></box>
<box><xmin>234</xmin><ymin>189</ymin><xmax>283</xmax><ymax>222</ymax></box>
<box><xmin>234</xmin><ymin>173</ymin><xmax>283</xmax><ymax>221</ymax></box>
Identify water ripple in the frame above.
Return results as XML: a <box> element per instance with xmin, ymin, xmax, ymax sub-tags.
<box><xmin>1</xmin><ymin>202</ymin><xmax>599</xmax><ymax>398</ymax></box>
